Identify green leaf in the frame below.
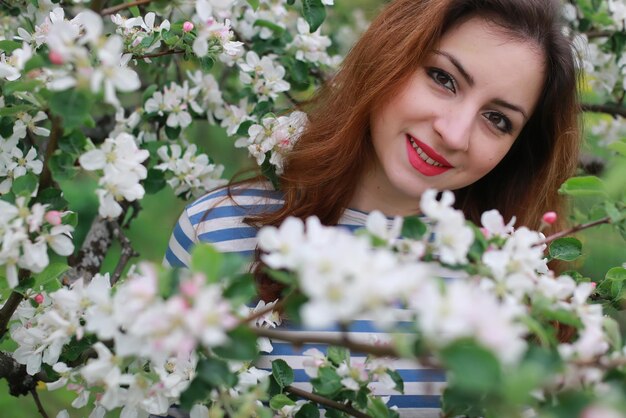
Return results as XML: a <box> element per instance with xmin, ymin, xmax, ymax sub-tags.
<box><xmin>0</xmin><ymin>40</ymin><xmax>22</xmax><ymax>53</ymax></box>
<box><xmin>158</xmin><ymin>268</ymin><xmax>181</xmax><ymax>299</ymax></box>
<box><xmin>213</xmin><ymin>326</ymin><xmax>259</xmax><ymax>360</ymax></box>
<box><xmin>165</xmin><ymin>125</ymin><xmax>181</xmax><ymax>140</ymax></box>
<box><xmin>142</xmin><ymin>84</ymin><xmax>158</xmax><ymax>104</ymax></box>
<box><xmin>401</xmin><ymin>216</ymin><xmax>427</xmax><ymax>240</ymax></box>
<box><xmin>144</xmin><ymin>168</ymin><xmax>166</xmax><ymax>195</ymax></box>
<box><xmin>548</xmin><ymin>237</ymin><xmax>582</xmax><ymax>261</ymax></box>
<box><xmin>519</xmin><ymin>316</ymin><xmax>555</xmax><ymax>347</ymax></box>
<box><xmin>247</xmin><ymin>0</ymin><xmax>260</xmax><ymax>10</ymax></box>
<box><xmin>603</xmin><ymin>316</ymin><xmax>622</xmax><ymax>350</ymax></box>
<box><xmin>603</xmin><ymin>201</ymin><xmax>624</xmax><ymax>223</ymax></box>
<box><xmin>597</xmin><ymin>267</ymin><xmax>626</xmax><ymax>301</ymax></box>
<box><xmin>367</xmin><ymin>397</ymin><xmax>394</xmax><ymax>417</ymax></box>
<box><xmin>261</xmin><ymin>151</ymin><xmax>280</xmax><ymax>190</ymax></box>
<box><xmin>558</xmin><ymin>176</ymin><xmax>605</xmax><ymax>196</ymax></box>
<box><xmin>295</xmin><ymin>403</ymin><xmax>320</xmax><ymax>418</ymax></box>
<box><xmin>190</xmin><ymin>244</ymin><xmax>224</xmax><ymax>283</ymax></box>
<box><xmin>270</xmin><ymin>394</ymin><xmax>295</xmax><ymax>410</ymax></box>
<box><xmin>11</xmin><ymin>172</ymin><xmax>38</xmax><ymax>197</ymax></box>
<box><xmin>32</xmin><ymin>262</ymin><xmax>69</xmax><ymax>291</ymax></box>
<box><xmin>236</xmin><ymin>120</ymin><xmax>254</xmax><ymax>136</ymax></box>
<box><xmin>179</xmin><ymin>377</ymin><xmax>211</xmax><ymax>411</ymax></box>
<box><xmin>3</xmin><ymin>80</ymin><xmax>42</xmax><ymax>95</ymax></box>
<box><xmin>139</xmin><ymin>34</ymin><xmax>155</xmax><ymax>49</ymax></box>
<box><xmin>266</xmin><ymin>269</ymin><xmax>296</xmax><ymax>285</ymax></box>
<box><xmin>0</xmin><ymin>104</ymin><xmax>33</xmax><ymax>116</ymax></box>
<box><xmin>253</xmin><ymin>100</ymin><xmax>273</xmax><ymax>118</ymax></box>
<box><xmin>272</xmin><ymin>359</ymin><xmax>294</xmax><ymax>388</ymax></box>
<box><xmin>386</xmin><ymin>369</ymin><xmax>404</xmax><ymax>394</ymax></box>
<box><xmin>34</xmin><ymin>188</ymin><xmax>68</xmax><ymax>210</ymax></box>
<box><xmin>440</xmin><ymin>339</ymin><xmax>502</xmax><ymax>393</ymax></box>
<box><xmin>254</xmin><ymin>19</ymin><xmax>286</xmax><ymax>34</ymax></box>
<box><xmin>24</xmin><ymin>54</ymin><xmax>46</xmax><ymax>72</ymax></box>
<box><xmin>49</xmin><ymin>89</ymin><xmax>92</xmax><ymax>130</ymax></box>
<box><xmin>59</xmin><ymin>334</ymin><xmax>98</xmax><ymax>363</ymax></box>
<box><xmin>608</xmin><ymin>140</ymin><xmax>626</xmax><ymax>157</ymax></box>
<box><xmin>327</xmin><ymin>346</ymin><xmax>349</xmax><ymax>366</ymax></box>
<box><xmin>301</xmin><ymin>0</ymin><xmax>326</xmax><ymax>32</ymax></box>
<box><xmin>49</xmin><ymin>151</ymin><xmax>78</xmax><ymax>181</ymax></box>
<box><xmin>540</xmin><ymin>308</ymin><xmax>584</xmax><ymax>328</ymax></box>
<box><xmin>197</xmin><ymin>357</ymin><xmax>238</xmax><ymax>388</ymax></box>
<box><xmin>223</xmin><ymin>273</ymin><xmax>256</xmax><ymax>305</ymax></box>
<box><xmin>58</xmin><ymin>130</ymin><xmax>88</xmax><ymax>154</ymax></box>
<box><xmin>311</xmin><ymin>367</ymin><xmax>342</xmax><ymax>396</ymax></box>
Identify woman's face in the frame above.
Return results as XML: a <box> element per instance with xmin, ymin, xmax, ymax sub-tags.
<box><xmin>362</xmin><ymin>17</ymin><xmax>545</xmax><ymax>215</ymax></box>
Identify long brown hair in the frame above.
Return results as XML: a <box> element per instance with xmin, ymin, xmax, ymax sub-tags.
<box><xmin>242</xmin><ymin>0</ymin><xmax>581</xmax><ymax>301</ymax></box>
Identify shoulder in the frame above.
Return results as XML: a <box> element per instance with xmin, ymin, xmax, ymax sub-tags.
<box><xmin>185</xmin><ymin>180</ymin><xmax>284</xmax><ymax>224</ymax></box>
<box><xmin>165</xmin><ymin>181</ymin><xmax>284</xmax><ymax>267</ymax></box>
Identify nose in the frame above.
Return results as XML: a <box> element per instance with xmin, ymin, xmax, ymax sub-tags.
<box><xmin>432</xmin><ymin>105</ymin><xmax>473</xmax><ymax>152</ymax></box>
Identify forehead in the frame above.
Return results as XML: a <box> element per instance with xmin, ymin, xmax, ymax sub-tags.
<box><xmin>434</xmin><ymin>17</ymin><xmax>546</xmax><ymax>110</ymax></box>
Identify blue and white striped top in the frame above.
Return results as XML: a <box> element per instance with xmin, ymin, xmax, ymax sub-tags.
<box><xmin>165</xmin><ymin>182</ymin><xmax>444</xmax><ymax>417</ymax></box>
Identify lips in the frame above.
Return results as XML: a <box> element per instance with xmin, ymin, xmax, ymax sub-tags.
<box><xmin>405</xmin><ymin>134</ymin><xmax>452</xmax><ymax>176</ymax></box>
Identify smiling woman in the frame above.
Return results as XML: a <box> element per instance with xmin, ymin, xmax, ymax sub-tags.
<box><xmin>361</xmin><ymin>17</ymin><xmax>547</xmax><ymax>215</ymax></box>
<box><xmin>165</xmin><ymin>0</ymin><xmax>580</xmax><ymax>416</ymax></box>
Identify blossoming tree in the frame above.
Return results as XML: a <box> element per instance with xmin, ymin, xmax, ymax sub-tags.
<box><xmin>0</xmin><ymin>0</ymin><xmax>625</xmax><ymax>417</ymax></box>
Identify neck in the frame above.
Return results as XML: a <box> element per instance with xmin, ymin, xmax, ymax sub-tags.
<box><xmin>350</xmin><ymin>169</ymin><xmax>421</xmax><ymax>217</ymax></box>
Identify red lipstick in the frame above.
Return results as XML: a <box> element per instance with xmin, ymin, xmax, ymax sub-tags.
<box><xmin>405</xmin><ymin>135</ymin><xmax>452</xmax><ymax>176</ymax></box>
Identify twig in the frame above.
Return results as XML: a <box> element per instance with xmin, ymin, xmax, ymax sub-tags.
<box><xmin>285</xmin><ymin>385</ymin><xmax>372</xmax><ymax>418</ymax></box>
<box><xmin>0</xmin><ymin>351</ymin><xmax>50</xmax><ymax>398</ymax></box>
<box><xmin>581</xmin><ymin>103</ymin><xmax>626</xmax><ymax>118</ymax></box>
<box><xmin>252</xmin><ymin>327</ymin><xmax>399</xmax><ymax>357</ymax></box>
<box><xmin>109</xmin><ymin>220</ymin><xmax>139</xmax><ymax>285</ymax></box>
<box><xmin>242</xmin><ymin>298</ymin><xmax>285</xmax><ymax>325</ymax></box>
<box><xmin>0</xmin><ymin>291</ymin><xmax>24</xmax><ymax>339</ymax></box>
<box><xmin>37</xmin><ymin>114</ymin><xmax>62</xmax><ymax>195</ymax></box>
<box><xmin>132</xmin><ymin>49</ymin><xmax>185</xmax><ymax>60</ymax></box>
<box><xmin>30</xmin><ymin>388</ymin><xmax>49</xmax><ymax>418</ymax></box>
<box><xmin>0</xmin><ymin>268</ymin><xmax>30</xmax><ymax>338</ymax></box>
<box><xmin>536</xmin><ymin>216</ymin><xmax>612</xmax><ymax>246</ymax></box>
<box><xmin>101</xmin><ymin>0</ymin><xmax>152</xmax><ymax>15</ymax></box>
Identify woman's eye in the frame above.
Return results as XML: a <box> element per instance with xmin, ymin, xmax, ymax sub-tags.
<box><xmin>427</xmin><ymin>68</ymin><xmax>456</xmax><ymax>93</ymax></box>
<box><xmin>484</xmin><ymin>112</ymin><xmax>513</xmax><ymax>134</ymax></box>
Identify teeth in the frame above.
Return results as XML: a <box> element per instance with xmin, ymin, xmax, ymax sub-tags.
<box><xmin>409</xmin><ymin>138</ymin><xmax>443</xmax><ymax>167</ymax></box>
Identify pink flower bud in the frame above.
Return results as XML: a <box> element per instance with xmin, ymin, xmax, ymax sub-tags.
<box><xmin>45</xmin><ymin>210</ymin><xmax>63</xmax><ymax>225</ymax></box>
<box><xmin>34</xmin><ymin>293</ymin><xmax>44</xmax><ymax>304</ymax></box>
<box><xmin>591</xmin><ymin>282</ymin><xmax>597</xmax><ymax>289</ymax></box>
<box><xmin>542</xmin><ymin>211</ymin><xmax>557</xmax><ymax>225</ymax></box>
<box><xmin>180</xmin><ymin>280</ymin><xmax>200</xmax><ymax>297</ymax></box>
<box><xmin>183</xmin><ymin>21</ymin><xmax>194</xmax><ymax>32</ymax></box>
<box><xmin>48</xmin><ymin>50</ymin><xmax>64</xmax><ymax>65</ymax></box>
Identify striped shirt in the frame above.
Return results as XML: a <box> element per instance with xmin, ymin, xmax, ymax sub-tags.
<box><xmin>165</xmin><ymin>182</ymin><xmax>444</xmax><ymax>417</ymax></box>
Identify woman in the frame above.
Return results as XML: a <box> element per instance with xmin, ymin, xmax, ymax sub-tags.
<box><xmin>165</xmin><ymin>0</ymin><xmax>580</xmax><ymax>415</ymax></box>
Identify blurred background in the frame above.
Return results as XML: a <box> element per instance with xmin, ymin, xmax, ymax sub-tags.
<box><xmin>2</xmin><ymin>0</ymin><xmax>625</xmax><ymax>416</ymax></box>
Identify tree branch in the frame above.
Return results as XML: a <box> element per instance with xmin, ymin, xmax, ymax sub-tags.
<box><xmin>536</xmin><ymin>216</ymin><xmax>612</xmax><ymax>246</ymax></box>
<box><xmin>0</xmin><ymin>351</ymin><xmax>49</xmax><ymax>398</ymax></box>
<box><xmin>65</xmin><ymin>216</ymin><xmax>112</xmax><ymax>284</ymax></box>
<box><xmin>37</xmin><ymin>114</ymin><xmax>62</xmax><ymax>194</ymax></box>
<box><xmin>132</xmin><ymin>49</ymin><xmax>186</xmax><ymax>60</ymax></box>
<box><xmin>101</xmin><ymin>0</ymin><xmax>152</xmax><ymax>15</ymax></box>
<box><xmin>30</xmin><ymin>388</ymin><xmax>49</xmax><ymax>418</ymax></box>
<box><xmin>242</xmin><ymin>298</ymin><xmax>284</xmax><ymax>325</ymax></box>
<box><xmin>252</xmin><ymin>327</ymin><xmax>399</xmax><ymax>358</ymax></box>
<box><xmin>0</xmin><ymin>291</ymin><xmax>24</xmax><ymax>339</ymax></box>
<box><xmin>581</xmin><ymin>103</ymin><xmax>626</xmax><ymax>118</ymax></box>
<box><xmin>109</xmin><ymin>220</ymin><xmax>139</xmax><ymax>285</ymax></box>
<box><xmin>285</xmin><ymin>385</ymin><xmax>372</xmax><ymax>418</ymax></box>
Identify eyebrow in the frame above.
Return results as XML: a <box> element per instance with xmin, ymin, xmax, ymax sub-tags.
<box><xmin>433</xmin><ymin>50</ymin><xmax>529</xmax><ymax>121</ymax></box>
